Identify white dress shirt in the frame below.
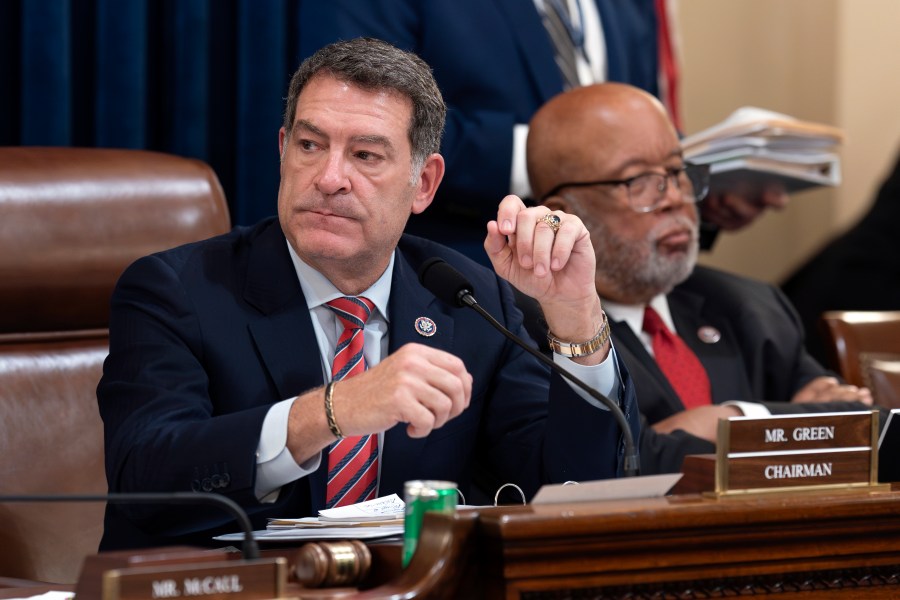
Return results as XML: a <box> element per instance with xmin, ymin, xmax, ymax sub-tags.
<box><xmin>255</xmin><ymin>241</ymin><xmax>622</xmax><ymax>500</ymax></box>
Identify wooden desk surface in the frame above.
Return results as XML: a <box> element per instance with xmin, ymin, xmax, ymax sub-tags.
<box><xmin>24</xmin><ymin>488</ymin><xmax>900</xmax><ymax>599</ymax></box>
<box><xmin>346</xmin><ymin>488</ymin><xmax>900</xmax><ymax>599</ymax></box>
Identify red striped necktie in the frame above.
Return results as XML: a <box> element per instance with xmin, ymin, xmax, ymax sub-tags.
<box><xmin>325</xmin><ymin>296</ymin><xmax>378</xmax><ymax>508</ymax></box>
<box><xmin>642</xmin><ymin>305</ymin><xmax>711</xmax><ymax>409</ymax></box>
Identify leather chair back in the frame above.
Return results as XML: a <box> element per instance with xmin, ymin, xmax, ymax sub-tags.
<box><xmin>0</xmin><ymin>147</ymin><xmax>231</xmax><ymax>584</ymax></box>
<box><xmin>820</xmin><ymin>310</ymin><xmax>900</xmax><ymax>388</ymax></box>
<box><xmin>863</xmin><ymin>354</ymin><xmax>900</xmax><ymax>409</ymax></box>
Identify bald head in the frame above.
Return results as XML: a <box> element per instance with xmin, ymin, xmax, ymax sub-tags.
<box><xmin>527</xmin><ymin>83</ymin><xmax>699</xmax><ymax>305</ymax></box>
<box><xmin>527</xmin><ymin>83</ymin><xmax>679</xmax><ymax>200</ymax></box>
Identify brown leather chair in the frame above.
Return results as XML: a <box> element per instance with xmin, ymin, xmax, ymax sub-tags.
<box><xmin>0</xmin><ymin>147</ymin><xmax>231</xmax><ymax>584</ymax></box>
<box><xmin>819</xmin><ymin>310</ymin><xmax>900</xmax><ymax>388</ymax></box>
<box><xmin>863</xmin><ymin>354</ymin><xmax>900</xmax><ymax>409</ymax></box>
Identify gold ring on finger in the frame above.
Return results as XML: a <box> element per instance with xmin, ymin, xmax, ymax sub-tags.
<box><xmin>539</xmin><ymin>213</ymin><xmax>561</xmax><ymax>234</ymax></box>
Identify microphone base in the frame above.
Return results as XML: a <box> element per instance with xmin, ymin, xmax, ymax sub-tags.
<box><xmin>624</xmin><ymin>454</ymin><xmax>641</xmax><ymax>478</ymax></box>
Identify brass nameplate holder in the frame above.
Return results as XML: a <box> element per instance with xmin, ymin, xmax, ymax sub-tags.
<box><xmin>101</xmin><ymin>557</ymin><xmax>286</xmax><ymax>600</ymax></box>
<box><xmin>711</xmin><ymin>410</ymin><xmax>883</xmax><ymax>496</ymax></box>
<box><xmin>675</xmin><ymin>411</ymin><xmax>889</xmax><ymax>496</ymax></box>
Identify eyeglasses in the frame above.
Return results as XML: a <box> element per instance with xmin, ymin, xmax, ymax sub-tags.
<box><xmin>539</xmin><ymin>163</ymin><xmax>711</xmax><ymax>213</ymax></box>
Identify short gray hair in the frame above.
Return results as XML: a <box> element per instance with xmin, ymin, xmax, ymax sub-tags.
<box><xmin>283</xmin><ymin>37</ymin><xmax>446</xmax><ymax>173</ymax></box>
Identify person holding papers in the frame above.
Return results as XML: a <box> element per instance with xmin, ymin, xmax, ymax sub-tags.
<box><xmin>523</xmin><ymin>82</ymin><xmax>872</xmax><ymax>474</ymax></box>
<box><xmin>298</xmin><ymin>0</ymin><xmax>786</xmax><ymax>261</ymax></box>
<box><xmin>682</xmin><ymin>106</ymin><xmax>843</xmax><ymax>239</ymax></box>
<box><xmin>97</xmin><ymin>38</ymin><xmax>638</xmax><ymax>550</ymax></box>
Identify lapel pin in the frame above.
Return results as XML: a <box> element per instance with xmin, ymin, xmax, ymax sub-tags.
<box><xmin>697</xmin><ymin>325</ymin><xmax>721</xmax><ymax>344</ymax></box>
<box><xmin>415</xmin><ymin>316</ymin><xmax>437</xmax><ymax>337</ymax></box>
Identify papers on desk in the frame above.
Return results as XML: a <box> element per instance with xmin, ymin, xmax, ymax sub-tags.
<box><xmin>214</xmin><ymin>525</ymin><xmax>404</xmax><ymax>543</ymax></box>
<box><xmin>267</xmin><ymin>494</ymin><xmax>405</xmax><ymax>529</ymax></box>
<box><xmin>317</xmin><ymin>493</ymin><xmax>404</xmax><ymax>522</ymax></box>
<box><xmin>214</xmin><ymin>494</ymin><xmax>406</xmax><ymax>544</ymax></box>
<box><xmin>5</xmin><ymin>593</ymin><xmax>74</xmax><ymax>600</ymax></box>
<box><xmin>683</xmin><ymin>106</ymin><xmax>844</xmax><ymax>193</ymax></box>
<box><xmin>214</xmin><ymin>478</ymin><xmax>685</xmax><ymax>544</ymax></box>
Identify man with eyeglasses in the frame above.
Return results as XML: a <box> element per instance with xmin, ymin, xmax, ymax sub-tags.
<box><xmin>524</xmin><ymin>82</ymin><xmax>873</xmax><ymax>474</ymax></box>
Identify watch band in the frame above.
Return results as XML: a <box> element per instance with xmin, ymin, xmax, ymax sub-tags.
<box><xmin>547</xmin><ymin>311</ymin><xmax>610</xmax><ymax>357</ymax></box>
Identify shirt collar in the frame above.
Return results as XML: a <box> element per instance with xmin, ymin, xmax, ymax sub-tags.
<box><xmin>602</xmin><ymin>293</ymin><xmax>676</xmax><ymax>336</ymax></box>
<box><xmin>285</xmin><ymin>240</ymin><xmax>393</xmax><ymax>323</ymax></box>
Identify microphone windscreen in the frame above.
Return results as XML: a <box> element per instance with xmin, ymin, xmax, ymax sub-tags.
<box><xmin>417</xmin><ymin>257</ymin><xmax>475</xmax><ymax>307</ymax></box>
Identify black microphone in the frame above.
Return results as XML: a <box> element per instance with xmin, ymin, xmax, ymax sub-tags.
<box><xmin>0</xmin><ymin>492</ymin><xmax>260</xmax><ymax>560</ymax></box>
<box><xmin>418</xmin><ymin>257</ymin><xmax>640</xmax><ymax>476</ymax></box>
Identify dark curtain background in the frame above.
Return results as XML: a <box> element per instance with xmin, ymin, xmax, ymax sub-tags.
<box><xmin>0</xmin><ymin>0</ymin><xmax>304</xmax><ymax>225</ymax></box>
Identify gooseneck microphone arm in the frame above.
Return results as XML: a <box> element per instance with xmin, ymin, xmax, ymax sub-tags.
<box><xmin>0</xmin><ymin>492</ymin><xmax>260</xmax><ymax>560</ymax></box>
<box><xmin>418</xmin><ymin>257</ymin><xmax>640</xmax><ymax>477</ymax></box>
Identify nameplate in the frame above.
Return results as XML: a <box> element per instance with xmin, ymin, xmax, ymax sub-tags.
<box><xmin>102</xmin><ymin>558</ymin><xmax>286</xmax><ymax>600</ymax></box>
<box><xmin>726</xmin><ymin>411</ymin><xmax>872</xmax><ymax>453</ymax></box>
<box><xmin>711</xmin><ymin>411</ymin><xmax>880</xmax><ymax>495</ymax></box>
<box><xmin>673</xmin><ymin>411</ymin><xmax>879</xmax><ymax>496</ymax></box>
<box><xmin>725</xmin><ymin>448</ymin><xmax>872</xmax><ymax>490</ymax></box>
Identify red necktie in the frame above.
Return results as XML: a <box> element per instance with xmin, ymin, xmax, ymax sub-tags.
<box><xmin>642</xmin><ymin>306</ymin><xmax>711</xmax><ymax>409</ymax></box>
<box><xmin>325</xmin><ymin>296</ymin><xmax>378</xmax><ymax>508</ymax></box>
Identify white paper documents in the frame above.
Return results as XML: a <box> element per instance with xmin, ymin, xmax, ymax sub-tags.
<box><xmin>214</xmin><ymin>494</ymin><xmax>407</xmax><ymax>544</ymax></box>
<box><xmin>683</xmin><ymin>106</ymin><xmax>843</xmax><ymax>193</ymax></box>
<box><xmin>214</xmin><ymin>525</ymin><xmax>404</xmax><ymax>543</ymax></box>
<box><xmin>317</xmin><ymin>493</ymin><xmax>404</xmax><ymax>521</ymax></box>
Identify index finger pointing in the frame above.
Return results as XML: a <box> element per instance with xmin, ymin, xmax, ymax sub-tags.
<box><xmin>496</xmin><ymin>195</ymin><xmax>528</xmax><ymax>236</ymax></box>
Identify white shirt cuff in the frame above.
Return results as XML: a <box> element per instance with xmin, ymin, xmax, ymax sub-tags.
<box><xmin>724</xmin><ymin>400</ymin><xmax>771</xmax><ymax>418</ymax></box>
<box><xmin>510</xmin><ymin>124</ymin><xmax>533</xmax><ymax>200</ymax></box>
<box><xmin>553</xmin><ymin>343</ymin><xmax>621</xmax><ymax>411</ymax></box>
<box><xmin>255</xmin><ymin>398</ymin><xmax>322</xmax><ymax>502</ymax></box>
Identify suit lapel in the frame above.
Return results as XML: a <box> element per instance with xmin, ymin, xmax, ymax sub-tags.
<box><xmin>244</xmin><ymin>223</ymin><xmax>325</xmax><ymax>399</ymax></box>
<box><xmin>667</xmin><ymin>285</ymin><xmax>747</xmax><ymax>402</ymax></box>
<box><xmin>490</xmin><ymin>0</ymin><xmax>564</xmax><ymax>101</ymax></box>
<box><xmin>378</xmin><ymin>250</ymin><xmax>457</xmax><ymax>496</ymax></box>
<box><xmin>242</xmin><ymin>223</ymin><xmax>329</xmax><ymax>509</ymax></box>
<box><xmin>609</xmin><ymin>317</ymin><xmax>685</xmax><ymax>415</ymax></box>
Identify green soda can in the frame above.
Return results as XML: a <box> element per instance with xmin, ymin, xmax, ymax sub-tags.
<box><xmin>402</xmin><ymin>480</ymin><xmax>457</xmax><ymax>567</ymax></box>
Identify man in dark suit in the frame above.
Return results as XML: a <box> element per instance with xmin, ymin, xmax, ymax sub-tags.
<box><xmin>298</xmin><ymin>1</ymin><xmax>658</xmax><ymax>261</ymax></box>
<box><xmin>298</xmin><ymin>1</ymin><xmax>786</xmax><ymax>262</ymax></box>
<box><xmin>525</xmin><ymin>82</ymin><xmax>872</xmax><ymax>474</ymax></box>
<box><xmin>97</xmin><ymin>38</ymin><xmax>639</xmax><ymax>549</ymax></box>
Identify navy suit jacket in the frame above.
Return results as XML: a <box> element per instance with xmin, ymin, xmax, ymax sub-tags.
<box><xmin>610</xmin><ymin>266</ymin><xmax>873</xmax><ymax>474</ymax></box>
<box><xmin>298</xmin><ymin>0</ymin><xmax>658</xmax><ymax>256</ymax></box>
<box><xmin>97</xmin><ymin>217</ymin><xmax>639</xmax><ymax>549</ymax></box>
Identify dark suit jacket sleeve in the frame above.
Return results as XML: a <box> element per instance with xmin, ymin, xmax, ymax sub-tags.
<box><xmin>98</xmin><ymin>254</ymin><xmax>273</xmax><ymax>535</ymax></box>
<box><xmin>637</xmin><ymin>281</ymin><xmax>872</xmax><ymax>473</ymax></box>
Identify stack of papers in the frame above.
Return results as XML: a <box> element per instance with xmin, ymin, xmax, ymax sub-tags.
<box><xmin>682</xmin><ymin>106</ymin><xmax>844</xmax><ymax>193</ymax></box>
<box><xmin>213</xmin><ymin>495</ymin><xmax>406</xmax><ymax>544</ymax></box>
<box><xmin>214</xmin><ymin>524</ymin><xmax>404</xmax><ymax>543</ymax></box>
<box><xmin>268</xmin><ymin>494</ymin><xmax>405</xmax><ymax>529</ymax></box>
